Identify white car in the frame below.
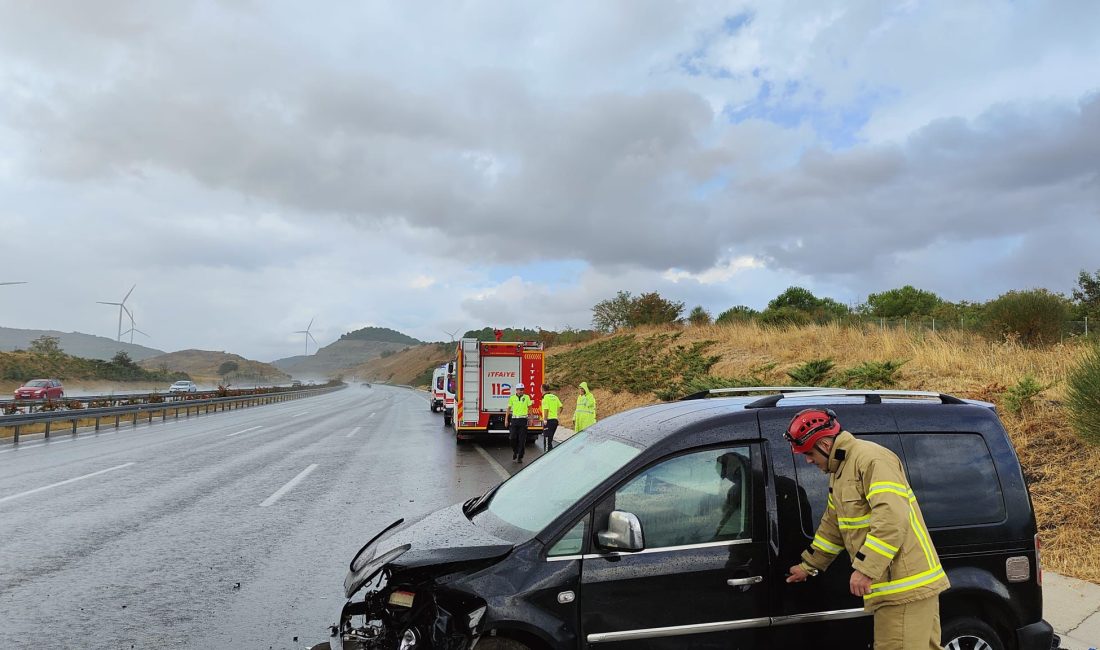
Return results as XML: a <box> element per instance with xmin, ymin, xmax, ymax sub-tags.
<box><xmin>168</xmin><ymin>380</ymin><xmax>199</xmax><ymax>393</ymax></box>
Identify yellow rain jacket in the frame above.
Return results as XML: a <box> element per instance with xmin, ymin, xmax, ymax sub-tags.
<box><xmin>801</xmin><ymin>431</ymin><xmax>949</xmax><ymax>611</ymax></box>
<box><xmin>573</xmin><ymin>382</ymin><xmax>597</xmax><ymax>432</ymax></box>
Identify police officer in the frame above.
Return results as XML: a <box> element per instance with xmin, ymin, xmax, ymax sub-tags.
<box><xmin>539</xmin><ymin>383</ymin><xmax>562</xmax><ymax>451</ymax></box>
<box><xmin>506</xmin><ymin>382</ymin><xmax>533</xmax><ymax>463</ymax></box>
<box><xmin>784</xmin><ymin>408</ymin><xmax>948</xmax><ymax>650</ymax></box>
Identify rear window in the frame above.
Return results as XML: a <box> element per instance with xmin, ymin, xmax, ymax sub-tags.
<box><xmin>902</xmin><ymin>433</ymin><xmax>1006</xmax><ymax>528</ymax></box>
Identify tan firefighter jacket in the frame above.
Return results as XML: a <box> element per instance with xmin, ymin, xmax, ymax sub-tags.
<box><xmin>800</xmin><ymin>431</ymin><xmax>949</xmax><ymax>611</ymax></box>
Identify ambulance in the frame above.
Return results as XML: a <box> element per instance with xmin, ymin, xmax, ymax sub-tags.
<box><xmin>429</xmin><ymin>365</ymin><xmax>447</xmax><ymax>413</ymax></box>
<box><xmin>452</xmin><ymin>338</ymin><xmax>544</xmax><ymax>442</ymax></box>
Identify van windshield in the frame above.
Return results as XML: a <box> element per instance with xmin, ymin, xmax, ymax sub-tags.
<box><xmin>474</xmin><ymin>430</ymin><xmax>641</xmax><ymax>539</ymax></box>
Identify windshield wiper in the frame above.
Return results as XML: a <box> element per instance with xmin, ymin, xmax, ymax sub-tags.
<box><xmin>463</xmin><ymin>484</ymin><xmax>502</xmax><ymax>517</ymax></box>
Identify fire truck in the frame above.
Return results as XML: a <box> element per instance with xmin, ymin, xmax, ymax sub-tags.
<box><xmin>452</xmin><ymin>338</ymin><xmax>544</xmax><ymax>442</ymax></box>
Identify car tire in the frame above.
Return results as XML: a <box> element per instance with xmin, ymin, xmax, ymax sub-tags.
<box><xmin>942</xmin><ymin>616</ymin><xmax>1006</xmax><ymax>650</ymax></box>
<box><xmin>475</xmin><ymin>638</ymin><xmax>530</xmax><ymax>650</ymax></box>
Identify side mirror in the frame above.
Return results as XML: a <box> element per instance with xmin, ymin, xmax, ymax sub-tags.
<box><xmin>447</xmin><ymin>362</ymin><xmax>455</xmax><ymax>374</ymax></box>
<box><xmin>597</xmin><ymin>511</ymin><xmax>644</xmax><ymax>552</ymax></box>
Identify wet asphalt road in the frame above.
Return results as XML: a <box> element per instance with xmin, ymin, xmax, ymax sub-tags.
<box><xmin>0</xmin><ymin>384</ymin><xmax>541</xmax><ymax>649</ymax></box>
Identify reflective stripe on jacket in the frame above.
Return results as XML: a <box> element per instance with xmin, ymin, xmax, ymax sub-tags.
<box><xmin>573</xmin><ymin>382</ymin><xmax>596</xmax><ymax>432</ymax></box>
<box><xmin>801</xmin><ymin>431</ymin><xmax>949</xmax><ymax>610</ymax></box>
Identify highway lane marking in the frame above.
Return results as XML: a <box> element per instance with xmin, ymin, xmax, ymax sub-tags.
<box><xmin>370</xmin><ymin>413</ymin><xmax>376</xmax><ymax>418</ymax></box>
<box><xmin>0</xmin><ymin>462</ymin><xmax>135</xmax><ymax>505</ymax></box>
<box><xmin>260</xmin><ymin>464</ymin><xmax>318</xmax><ymax>507</ymax></box>
<box><xmin>346</xmin><ymin>426</ymin><xmax>362</xmax><ymax>438</ymax></box>
<box><xmin>226</xmin><ymin>426</ymin><xmax>264</xmax><ymax>438</ymax></box>
<box><xmin>474</xmin><ymin>445</ymin><xmax>511</xmax><ymax>481</ymax></box>
<box><xmin>291</xmin><ymin>411</ymin><xmax>310</xmax><ymax>418</ymax></box>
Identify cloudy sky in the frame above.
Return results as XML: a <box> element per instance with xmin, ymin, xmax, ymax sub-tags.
<box><xmin>1</xmin><ymin>0</ymin><xmax>1097</xmax><ymax>361</ymax></box>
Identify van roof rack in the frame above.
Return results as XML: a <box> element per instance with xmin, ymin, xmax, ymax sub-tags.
<box><xmin>679</xmin><ymin>386</ymin><xmax>826</xmax><ymax>401</ymax></box>
<box><xmin>744</xmin><ymin>389</ymin><xmax>968</xmax><ymax>409</ymax></box>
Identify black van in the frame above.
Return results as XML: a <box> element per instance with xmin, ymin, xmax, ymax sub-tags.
<box><xmin>312</xmin><ymin>389</ymin><xmax>1057</xmax><ymax>650</ymax></box>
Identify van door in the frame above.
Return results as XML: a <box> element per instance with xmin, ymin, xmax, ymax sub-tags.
<box><xmin>758</xmin><ymin>408</ymin><xmax>896</xmax><ymax>649</ymax></box>
<box><xmin>580</xmin><ymin>444</ymin><xmax>769</xmax><ymax>649</ymax></box>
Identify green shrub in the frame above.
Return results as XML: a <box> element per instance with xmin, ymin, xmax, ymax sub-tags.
<box><xmin>657</xmin><ymin>374</ymin><xmax>767</xmax><ymax>401</ymax></box>
<box><xmin>1001</xmin><ymin>375</ymin><xmax>1048</xmax><ymax>414</ymax></box>
<box><xmin>688</xmin><ymin>306</ymin><xmax>712</xmax><ymax>326</ymax></box>
<box><xmin>715</xmin><ymin>305</ymin><xmax>758</xmax><ymax>325</ymax></box>
<box><xmin>983</xmin><ymin>289</ymin><xmax>1071</xmax><ymax>345</ymax></box>
<box><xmin>1066</xmin><ymin>345</ymin><xmax>1100</xmax><ymax>445</ymax></box>
<box><xmin>787</xmin><ymin>359</ymin><xmax>834</xmax><ymax>385</ymax></box>
<box><xmin>837</xmin><ymin>360</ymin><xmax>906</xmax><ymax>389</ymax></box>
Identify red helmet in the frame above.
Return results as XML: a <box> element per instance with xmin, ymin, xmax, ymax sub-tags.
<box><xmin>785</xmin><ymin>408</ymin><xmax>840</xmax><ymax>453</ymax></box>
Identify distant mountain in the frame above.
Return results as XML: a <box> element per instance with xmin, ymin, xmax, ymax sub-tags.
<box><xmin>339</xmin><ymin>326</ymin><xmax>422</xmax><ymax>345</ymax></box>
<box><xmin>0</xmin><ymin>326</ymin><xmax>165</xmax><ymax>361</ymax></box>
<box><xmin>272</xmin><ymin>327</ymin><xmax>422</xmax><ymax>377</ymax></box>
<box><xmin>139</xmin><ymin>350</ymin><xmax>289</xmax><ymax>383</ymax></box>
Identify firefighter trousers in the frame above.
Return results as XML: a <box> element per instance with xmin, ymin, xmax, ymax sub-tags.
<box><xmin>873</xmin><ymin>594</ymin><xmax>943</xmax><ymax>650</ymax></box>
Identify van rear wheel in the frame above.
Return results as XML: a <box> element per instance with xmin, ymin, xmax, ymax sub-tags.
<box><xmin>942</xmin><ymin>616</ymin><xmax>1005</xmax><ymax>650</ymax></box>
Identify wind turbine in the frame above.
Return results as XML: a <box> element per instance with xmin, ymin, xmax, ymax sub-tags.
<box><xmin>121</xmin><ymin>309</ymin><xmax>150</xmax><ymax>344</ymax></box>
<box><xmin>443</xmin><ymin>328</ymin><xmax>459</xmax><ymax>342</ymax></box>
<box><xmin>1</xmin><ymin>281</ymin><xmax>28</xmax><ymax>286</ymax></box>
<box><xmin>294</xmin><ymin>317</ymin><xmax>318</xmax><ymax>356</ymax></box>
<box><xmin>97</xmin><ymin>284</ymin><xmax>136</xmax><ymax>342</ymax></box>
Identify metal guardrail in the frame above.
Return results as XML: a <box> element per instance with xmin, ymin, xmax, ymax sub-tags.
<box><xmin>1</xmin><ymin>383</ymin><xmax>344</xmax><ymax>444</ymax></box>
<box><xmin>0</xmin><ymin>386</ymin><xmax>307</xmax><ymax>414</ymax></box>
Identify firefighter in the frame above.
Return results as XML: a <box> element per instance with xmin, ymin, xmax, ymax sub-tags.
<box><xmin>784</xmin><ymin>408</ymin><xmax>948</xmax><ymax>650</ymax></box>
<box><xmin>505</xmin><ymin>382</ymin><xmax>533</xmax><ymax>463</ymax></box>
<box><xmin>540</xmin><ymin>383</ymin><xmax>562</xmax><ymax>451</ymax></box>
<box><xmin>572</xmin><ymin>381</ymin><xmax>596</xmax><ymax>433</ymax></box>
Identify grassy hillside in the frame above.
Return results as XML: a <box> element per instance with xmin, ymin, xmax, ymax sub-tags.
<box><xmin>371</xmin><ymin>323</ymin><xmax>1099</xmax><ymax>583</ymax></box>
<box><xmin>139</xmin><ymin>350</ymin><xmax>288</xmax><ymax>383</ymax></box>
<box><xmin>351</xmin><ymin>342</ymin><xmax>452</xmax><ymax>385</ymax></box>
<box><xmin>272</xmin><ymin>339</ymin><xmax>412</xmax><ymax>377</ymax></box>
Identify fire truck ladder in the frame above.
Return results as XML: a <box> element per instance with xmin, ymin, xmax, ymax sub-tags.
<box><xmin>460</xmin><ymin>339</ymin><xmax>480</xmax><ymax>425</ymax></box>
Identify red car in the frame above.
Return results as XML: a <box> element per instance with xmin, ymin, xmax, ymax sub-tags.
<box><xmin>14</xmin><ymin>378</ymin><xmax>64</xmax><ymax>400</ymax></box>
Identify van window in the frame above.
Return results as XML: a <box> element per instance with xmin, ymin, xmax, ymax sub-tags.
<box><xmin>610</xmin><ymin>446</ymin><xmax>752</xmax><ymax>549</ymax></box>
<box><xmin>901</xmin><ymin>433</ymin><xmax>1006</xmax><ymax>528</ymax></box>
<box><xmin>548</xmin><ymin>517</ymin><xmax>588</xmax><ymax>557</ymax></box>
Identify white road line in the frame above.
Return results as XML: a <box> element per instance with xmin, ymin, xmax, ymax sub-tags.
<box><xmin>0</xmin><ymin>462</ymin><xmax>135</xmax><ymax>505</ymax></box>
<box><xmin>259</xmin><ymin>464</ymin><xmax>318</xmax><ymax>507</ymax></box>
<box><xmin>291</xmin><ymin>411</ymin><xmax>310</xmax><ymax>418</ymax></box>
<box><xmin>370</xmin><ymin>413</ymin><xmax>376</xmax><ymax>418</ymax></box>
<box><xmin>226</xmin><ymin>425</ymin><xmax>263</xmax><ymax>438</ymax></box>
<box><xmin>346</xmin><ymin>426</ymin><xmax>362</xmax><ymax>438</ymax></box>
<box><xmin>474</xmin><ymin>445</ymin><xmax>511</xmax><ymax>481</ymax></box>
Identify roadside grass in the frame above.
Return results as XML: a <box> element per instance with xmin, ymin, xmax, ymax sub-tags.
<box><xmin>545</xmin><ymin>322</ymin><xmax>1100</xmax><ymax>584</ymax></box>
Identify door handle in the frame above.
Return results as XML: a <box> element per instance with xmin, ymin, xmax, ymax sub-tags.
<box><xmin>727</xmin><ymin>576</ymin><xmax>764</xmax><ymax>587</ymax></box>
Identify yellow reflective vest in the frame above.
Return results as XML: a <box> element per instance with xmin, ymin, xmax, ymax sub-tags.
<box><xmin>507</xmin><ymin>394</ymin><xmax>532</xmax><ymax>417</ymax></box>
<box><xmin>573</xmin><ymin>382</ymin><xmax>596</xmax><ymax>432</ymax></box>
<box><xmin>541</xmin><ymin>393</ymin><xmax>562</xmax><ymax>420</ymax></box>
<box><xmin>801</xmin><ymin>431</ymin><xmax>949</xmax><ymax>610</ymax></box>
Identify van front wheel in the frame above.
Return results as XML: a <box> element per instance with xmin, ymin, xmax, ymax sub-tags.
<box><xmin>942</xmin><ymin>616</ymin><xmax>1005</xmax><ymax>650</ymax></box>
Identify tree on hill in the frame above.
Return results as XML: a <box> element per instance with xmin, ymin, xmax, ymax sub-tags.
<box><xmin>29</xmin><ymin>335</ymin><xmax>63</xmax><ymax>357</ymax></box>
<box><xmin>688</xmin><ymin>306</ymin><xmax>711</xmax><ymax>326</ymax></box>
<box><xmin>592</xmin><ymin>291</ymin><xmax>634</xmax><ymax>332</ymax></box>
<box><xmin>762</xmin><ymin>286</ymin><xmax>849</xmax><ymax>324</ymax></box>
<box><xmin>864</xmin><ymin>285</ymin><xmax>943</xmax><ymax>318</ymax></box>
<box><xmin>716</xmin><ymin>305</ymin><xmax>758</xmax><ymax>324</ymax></box>
<box><xmin>628</xmin><ymin>292</ymin><xmax>685</xmax><ymax>326</ymax></box>
<box><xmin>591</xmin><ymin>291</ymin><xmax>684</xmax><ymax>331</ymax></box>
<box><xmin>1072</xmin><ymin>269</ymin><xmax>1100</xmax><ymax>319</ymax></box>
<box><xmin>339</xmin><ymin>326</ymin><xmax>421</xmax><ymax>345</ymax></box>
<box><xmin>462</xmin><ymin>327</ymin><xmax>542</xmax><ymax>342</ymax></box>
<box><xmin>218</xmin><ymin>360</ymin><xmax>240</xmax><ymax>376</ymax></box>
<box><xmin>984</xmin><ymin>289</ymin><xmax>1070</xmax><ymax>345</ymax></box>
